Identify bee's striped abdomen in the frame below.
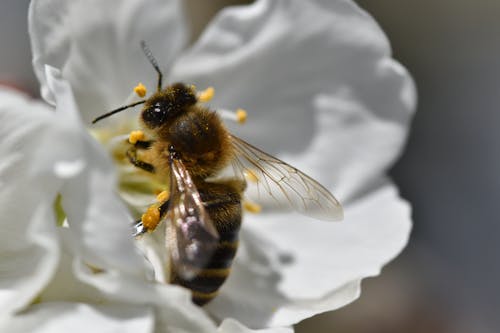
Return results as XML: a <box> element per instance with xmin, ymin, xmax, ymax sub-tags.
<box><xmin>172</xmin><ymin>230</ymin><xmax>239</xmax><ymax>305</ymax></box>
<box><xmin>170</xmin><ymin>180</ymin><xmax>243</xmax><ymax>306</ymax></box>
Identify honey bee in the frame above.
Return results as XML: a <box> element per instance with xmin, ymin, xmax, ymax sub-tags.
<box><xmin>92</xmin><ymin>41</ymin><xmax>343</xmax><ymax>306</ymax></box>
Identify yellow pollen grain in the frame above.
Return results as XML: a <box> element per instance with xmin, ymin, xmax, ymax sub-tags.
<box><xmin>244</xmin><ymin>169</ymin><xmax>259</xmax><ymax>183</ymax></box>
<box><xmin>156</xmin><ymin>190</ymin><xmax>170</xmax><ymax>203</ymax></box>
<box><xmin>141</xmin><ymin>205</ymin><xmax>161</xmax><ymax>231</ymax></box>
<box><xmin>236</xmin><ymin>108</ymin><xmax>247</xmax><ymax>124</ymax></box>
<box><xmin>134</xmin><ymin>82</ymin><xmax>147</xmax><ymax>97</ymax></box>
<box><xmin>243</xmin><ymin>201</ymin><xmax>262</xmax><ymax>214</ymax></box>
<box><xmin>198</xmin><ymin>86</ymin><xmax>215</xmax><ymax>102</ymax></box>
<box><xmin>129</xmin><ymin>130</ymin><xmax>145</xmax><ymax>144</ymax></box>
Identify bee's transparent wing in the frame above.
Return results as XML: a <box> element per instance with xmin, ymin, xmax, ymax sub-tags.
<box><xmin>167</xmin><ymin>158</ymin><xmax>219</xmax><ymax>280</ymax></box>
<box><xmin>231</xmin><ymin>135</ymin><xmax>343</xmax><ymax>221</ymax></box>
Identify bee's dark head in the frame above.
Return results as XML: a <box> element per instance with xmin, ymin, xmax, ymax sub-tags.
<box><xmin>141</xmin><ymin>82</ymin><xmax>197</xmax><ymax>128</ymax></box>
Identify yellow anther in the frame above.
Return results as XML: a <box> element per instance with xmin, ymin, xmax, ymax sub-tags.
<box><xmin>244</xmin><ymin>169</ymin><xmax>259</xmax><ymax>183</ymax></box>
<box><xmin>128</xmin><ymin>130</ymin><xmax>145</xmax><ymax>144</ymax></box>
<box><xmin>243</xmin><ymin>201</ymin><xmax>262</xmax><ymax>214</ymax></box>
<box><xmin>134</xmin><ymin>82</ymin><xmax>147</xmax><ymax>97</ymax></box>
<box><xmin>156</xmin><ymin>190</ymin><xmax>170</xmax><ymax>203</ymax></box>
<box><xmin>198</xmin><ymin>86</ymin><xmax>215</xmax><ymax>102</ymax></box>
<box><xmin>236</xmin><ymin>108</ymin><xmax>247</xmax><ymax>124</ymax></box>
<box><xmin>141</xmin><ymin>205</ymin><xmax>161</xmax><ymax>231</ymax></box>
<box><xmin>87</xmin><ymin>264</ymin><xmax>104</xmax><ymax>274</ymax></box>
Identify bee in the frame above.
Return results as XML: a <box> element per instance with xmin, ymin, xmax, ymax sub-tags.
<box><xmin>92</xmin><ymin>41</ymin><xmax>343</xmax><ymax>306</ymax></box>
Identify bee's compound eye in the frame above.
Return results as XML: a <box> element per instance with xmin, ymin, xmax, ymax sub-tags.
<box><xmin>142</xmin><ymin>102</ymin><xmax>167</xmax><ymax>128</ymax></box>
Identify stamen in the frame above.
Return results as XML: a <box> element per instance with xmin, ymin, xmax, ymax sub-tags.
<box><xmin>129</xmin><ymin>130</ymin><xmax>145</xmax><ymax>144</ymax></box>
<box><xmin>141</xmin><ymin>204</ymin><xmax>161</xmax><ymax>231</ymax></box>
<box><xmin>235</xmin><ymin>108</ymin><xmax>247</xmax><ymax>124</ymax></box>
<box><xmin>243</xmin><ymin>201</ymin><xmax>262</xmax><ymax>214</ymax></box>
<box><xmin>198</xmin><ymin>86</ymin><xmax>215</xmax><ymax>102</ymax></box>
<box><xmin>134</xmin><ymin>82</ymin><xmax>147</xmax><ymax>98</ymax></box>
<box><xmin>244</xmin><ymin>169</ymin><xmax>259</xmax><ymax>183</ymax></box>
<box><xmin>218</xmin><ymin>108</ymin><xmax>249</xmax><ymax>125</ymax></box>
<box><xmin>86</xmin><ymin>263</ymin><xmax>104</xmax><ymax>274</ymax></box>
<box><xmin>156</xmin><ymin>190</ymin><xmax>170</xmax><ymax>203</ymax></box>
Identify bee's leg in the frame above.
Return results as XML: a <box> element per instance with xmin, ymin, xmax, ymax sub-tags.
<box><xmin>132</xmin><ymin>199</ymin><xmax>170</xmax><ymax>236</ymax></box>
<box><xmin>158</xmin><ymin>199</ymin><xmax>170</xmax><ymax>218</ymax></box>
<box><xmin>128</xmin><ymin>130</ymin><xmax>154</xmax><ymax>150</ymax></box>
<box><xmin>126</xmin><ymin>146</ymin><xmax>155</xmax><ymax>173</ymax></box>
<box><xmin>133</xmin><ymin>139</ymin><xmax>153</xmax><ymax>150</ymax></box>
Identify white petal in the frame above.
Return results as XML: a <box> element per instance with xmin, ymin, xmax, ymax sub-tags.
<box><xmin>0</xmin><ymin>80</ymin><xmax>145</xmax><ymax>314</ymax></box>
<box><xmin>73</xmin><ymin>263</ymin><xmax>218</xmax><ymax>333</ymax></box>
<box><xmin>0</xmin><ymin>302</ymin><xmax>154</xmax><ymax>333</ymax></box>
<box><xmin>0</xmin><ymin>88</ymin><xmax>62</xmax><ymax>314</ymax></box>
<box><xmin>53</xmin><ymin>159</ymin><xmax>86</xmax><ymax>178</ymax></box>
<box><xmin>38</xmin><ymin>228</ymin><xmax>217</xmax><ymax>333</ymax></box>
<box><xmin>29</xmin><ymin>0</ymin><xmax>189</xmax><ymax>122</ymax></box>
<box><xmin>219</xmin><ymin>318</ymin><xmax>293</xmax><ymax>333</ymax></box>
<box><xmin>44</xmin><ymin>66</ymin><xmax>148</xmax><ymax>276</ymax></box>
<box><xmin>207</xmin><ymin>183</ymin><xmax>410</xmax><ymax>327</ymax></box>
<box><xmin>38</xmin><ymin>228</ymin><xmax>113</xmax><ymax>304</ymax></box>
<box><xmin>171</xmin><ymin>0</ymin><xmax>416</xmax><ymax>200</ymax></box>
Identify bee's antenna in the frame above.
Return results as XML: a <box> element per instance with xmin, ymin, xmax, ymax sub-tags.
<box><xmin>92</xmin><ymin>100</ymin><xmax>146</xmax><ymax>124</ymax></box>
<box><xmin>140</xmin><ymin>40</ymin><xmax>163</xmax><ymax>92</ymax></box>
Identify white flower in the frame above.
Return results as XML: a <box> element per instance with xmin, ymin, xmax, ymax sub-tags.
<box><xmin>21</xmin><ymin>0</ymin><xmax>416</xmax><ymax>331</ymax></box>
<box><xmin>0</xmin><ymin>72</ymin><xmax>218</xmax><ymax>332</ymax></box>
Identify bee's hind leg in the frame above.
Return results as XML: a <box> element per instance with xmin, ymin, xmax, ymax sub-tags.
<box><xmin>131</xmin><ymin>195</ymin><xmax>170</xmax><ymax>236</ymax></box>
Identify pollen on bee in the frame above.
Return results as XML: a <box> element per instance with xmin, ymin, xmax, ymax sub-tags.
<box><xmin>156</xmin><ymin>190</ymin><xmax>170</xmax><ymax>203</ymax></box>
<box><xmin>244</xmin><ymin>169</ymin><xmax>259</xmax><ymax>183</ymax></box>
<box><xmin>141</xmin><ymin>205</ymin><xmax>161</xmax><ymax>231</ymax></box>
<box><xmin>198</xmin><ymin>86</ymin><xmax>215</xmax><ymax>102</ymax></box>
<box><xmin>129</xmin><ymin>130</ymin><xmax>145</xmax><ymax>144</ymax></box>
<box><xmin>243</xmin><ymin>201</ymin><xmax>262</xmax><ymax>214</ymax></box>
<box><xmin>133</xmin><ymin>82</ymin><xmax>147</xmax><ymax>97</ymax></box>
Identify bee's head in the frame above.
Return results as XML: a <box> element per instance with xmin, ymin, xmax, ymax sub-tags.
<box><xmin>141</xmin><ymin>82</ymin><xmax>197</xmax><ymax>128</ymax></box>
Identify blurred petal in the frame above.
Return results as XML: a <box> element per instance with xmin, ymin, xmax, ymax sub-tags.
<box><xmin>44</xmin><ymin>66</ymin><xmax>148</xmax><ymax>276</ymax></box>
<box><xmin>73</xmin><ymin>262</ymin><xmax>218</xmax><ymax>333</ymax></box>
<box><xmin>219</xmin><ymin>318</ymin><xmax>293</xmax><ymax>333</ymax></box>
<box><xmin>0</xmin><ymin>88</ymin><xmax>62</xmax><ymax>314</ymax></box>
<box><xmin>171</xmin><ymin>0</ymin><xmax>416</xmax><ymax>201</ymax></box>
<box><xmin>29</xmin><ymin>0</ymin><xmax>189</xmax><ymax>122</ymax></box>
<box><xmin>39</xmin><ymin>228</ymin><xmax>218</xmax><ymax>333</ymax></box>
<box><xmin>207</xmin><ymin>183</ymin><xmax>410</xmax><ymax>327</ymax></box>
<box><xmin>0</xmin><ymin>302</ymin><xmax>154</xmax><ymax>333</ymax></box>
<box><xmin>38</xmin><ymin>228</ymin><xmax>116</xmax><ymax>304</ymax></box>
<box><xmin>42</xmin><ymin>67</ymin><xmax>218</xmax><ymax>330</ymax></box>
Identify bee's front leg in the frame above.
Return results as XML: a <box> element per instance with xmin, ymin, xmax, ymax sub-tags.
<box><xmin>126</xmin><ymin>146</ymin><xmax>155</xmax><ymax>173</ymax></box>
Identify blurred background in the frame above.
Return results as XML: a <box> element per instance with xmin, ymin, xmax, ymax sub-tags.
<box><xmin>2</xmin><ymin>0</ymin><xmax>499</xmax><ymax>332</ymax></box>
